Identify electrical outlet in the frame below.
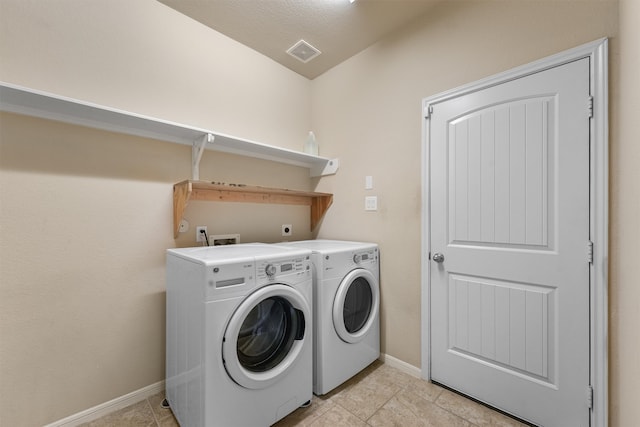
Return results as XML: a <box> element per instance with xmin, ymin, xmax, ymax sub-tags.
<box><xmin>196</xmin><ymin>226</ymin><xmax>208</xmax><ymax>243</ymax></box>
<box><xmin>282</xmin><ymin>224</ymin><xmax>293</xmax><ymax>236</ymax></box>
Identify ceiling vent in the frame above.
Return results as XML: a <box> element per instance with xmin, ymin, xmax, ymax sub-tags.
<box><xmin>286</xmin><ymin>40</ymin><xmax>321</xmax><ymax>63</ymax></box>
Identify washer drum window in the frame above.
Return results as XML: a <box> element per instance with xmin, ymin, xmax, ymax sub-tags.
<box><xmin>223</xmin><ymin>284</ymin><xmax>310</xmax><ymax>390</ymax></box>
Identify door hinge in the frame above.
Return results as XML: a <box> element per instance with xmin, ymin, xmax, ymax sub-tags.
<box><xmin>587</xmin><ymin>240</ymin><xmax>594</xmax><ymax>264</ymax></box>
<box><xmin>588</xmin><ymin>96</ymin><xmax>594</xmax><ymax>118</ymax></box>
<box><xmin>424</xmin><ymin>104</ymin><xmax>433</xmax><ymax>119</ymax></box>
<box><xmin>586</xmin><ymin>385</ymin><xmax>593</xmax><ymax>409</ymax></box>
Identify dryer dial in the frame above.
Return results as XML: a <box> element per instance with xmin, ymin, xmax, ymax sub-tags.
<box><xmin>353</xmin><ymin>254</ymin><xmax>362</xmax><ymax>263</ymax></box>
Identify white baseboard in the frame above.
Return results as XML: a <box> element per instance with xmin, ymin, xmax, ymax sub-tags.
<box><xmin>44</xmin><ymin>380</ymin><xmax>165</xmax><ymax>427</ymax></box>
<box><xmin>44</xmin><ymin>356</ymin><xmax>417</xmax><ymax>426</ymax></box>
<box><xmin>379</xmin><ymin>353</ymin><xmax>422</xmax><ymax>378</ymax></box>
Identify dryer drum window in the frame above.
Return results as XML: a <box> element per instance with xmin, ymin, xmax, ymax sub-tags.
<box><xmin>343</xmin><ymin>277</ymin><xmax>373</xmax><ymax>334</ymax></box>
<box><xmin>237</xmin><ymin>296</ymin><xmax>305</xmax><ymax>372</ymax></box>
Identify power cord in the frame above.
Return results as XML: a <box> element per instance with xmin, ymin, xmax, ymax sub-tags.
<box><xmin>200</xmin><ymin>229</ymin><xmax>210</xmax><ymax>246</ymax></box>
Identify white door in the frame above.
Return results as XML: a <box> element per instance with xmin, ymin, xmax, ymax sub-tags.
<box><xmin>429</xmin><ymin>58</ymin><xmax>591</xmax><ymax>426</ymax></box>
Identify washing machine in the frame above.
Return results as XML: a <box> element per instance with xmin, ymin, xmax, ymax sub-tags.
<box><xmin>275</xmin><ymin>240</ymin><xmax>380</xmax><ymax>395</ymax></box>
<box><xmin>165</xmin><ymin>243</ymin><xmax>313</xmax><ymax>427</ymax></box>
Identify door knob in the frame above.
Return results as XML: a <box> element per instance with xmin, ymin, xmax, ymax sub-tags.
<box><xmin>432</xmin><ymin>253</ymin><xmax>445</xmax><ymax>263</ymax></box>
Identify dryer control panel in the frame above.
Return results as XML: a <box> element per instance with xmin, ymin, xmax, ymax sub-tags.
<box><xmin>352</xmin><ymin>248</ymin><xmax>378</xmax><ymax>265</ymax></box>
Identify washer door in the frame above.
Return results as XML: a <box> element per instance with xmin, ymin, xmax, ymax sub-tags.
<box><xmin>223</xmin><ymin>284</ymin><xmax>309</xmax><ymax>390</ymax></box>
<box><xmin>333</xmin><ymin>269</ymin><xmax>379</xmax><ymax>344</ymax></box>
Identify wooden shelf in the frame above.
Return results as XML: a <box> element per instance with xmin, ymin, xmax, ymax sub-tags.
<box><xmin>173</xmin><ymin>180</ymin><xmax>333</xmax><ymax>238</ymax></box>
<box><xmin>0</xmin><ymin>82</ymin><xmax>339</xmax><ymax>177</ymax></box>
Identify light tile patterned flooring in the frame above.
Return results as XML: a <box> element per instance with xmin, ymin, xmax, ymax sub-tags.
<box><xmin>82</xmin><ymin>361</ymin><xmax>527</xmax><ymax>427</ymax></box>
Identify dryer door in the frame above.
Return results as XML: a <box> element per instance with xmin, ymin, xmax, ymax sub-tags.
<box><xmin>223</xmin><ymin>284</ymin><xmax>310</xmax><ymax>390</ymax></box>
<box><xmin>333</xmin><ymin>269</ymin><xmax>379</xmax><ymax>344</ymax></box>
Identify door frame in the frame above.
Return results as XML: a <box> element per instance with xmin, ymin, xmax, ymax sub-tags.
<box><xmin>420</xmin><ymin>38</ymin><xmax>608</xmax><ymax>426</ymax></box>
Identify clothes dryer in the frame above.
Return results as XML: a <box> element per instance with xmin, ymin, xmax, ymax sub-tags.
<box><xmin>276</xmin><ymin>240</ymin><xmax>380</xmax><ymax>395</ymax></box>
<box><xmin>166</xmin><ymin>244</ymin><xmax>312</xmax><ymax>427</ymax></box>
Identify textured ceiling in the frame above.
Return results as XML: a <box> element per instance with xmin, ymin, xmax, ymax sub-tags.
<box><xmin>157</xmin><ymin>0</ymin><xmax>440</xmax><ymax>79</ymax></box>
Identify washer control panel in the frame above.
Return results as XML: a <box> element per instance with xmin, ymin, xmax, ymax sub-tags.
<box><xmin>257</xmin><ymin>256</ymin><xmax>310</xmax><ymax>280</ymax></box>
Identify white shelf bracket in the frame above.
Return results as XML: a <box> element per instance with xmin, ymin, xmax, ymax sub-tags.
<box><xmin>310</xmin><ymin>158</ymin><xmax>340</xmax><ymax>177</ymax></box>
<box><xmin>192</xmin><ymin>133</ymin><xmax>215</xmax><ymax>180</ymax></box>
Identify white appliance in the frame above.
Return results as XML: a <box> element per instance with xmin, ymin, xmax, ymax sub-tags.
<box><xmin>276</xmin><ymin>240</ymin><xmax>380</xmax><ymax>395</ymax></box>
<box><xmin>165</xmin><ymin>243</ymin><xmax>313</xmax><ymax>427</ymax></box>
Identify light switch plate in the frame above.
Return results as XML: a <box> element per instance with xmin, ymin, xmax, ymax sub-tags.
<box><xmin>365</xmin><ymin>196</ymin><xmax>378</xmax><ymax>211</ymax></box>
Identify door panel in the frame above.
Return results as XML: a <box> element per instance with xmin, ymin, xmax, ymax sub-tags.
<box><xmin>449</xmin><ymin>97</ymin><xmax>553</xmax><ymax>247</ymax></box>
<box><xmin>430</xmin><ymin>58</ymin><xmax>590</xmax><ymax>426</ymax></box>
<box><xmin>448</xmin><ymin>274</ymin><xmax>554</xmax><ymax>381</ymax></box>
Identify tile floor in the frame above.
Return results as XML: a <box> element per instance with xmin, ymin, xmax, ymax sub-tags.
<box><xmin>81</xmin><ymin>361</ymin><xmax>528</xmax><ymax>427</ymax></box>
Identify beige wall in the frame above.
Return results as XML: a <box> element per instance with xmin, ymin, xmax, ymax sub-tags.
<box><xmin>1</xmin><ymin>0</ymin><xmax>638</xmax><ymax>425</ymax></box>
<box><xmin>0</xmin><ymin>1</ymin><xmax>313</xmax><ymax>425</ymax></box>
<box><xmin>609</xmin><ymin>0</ymin><xmax>640</xmax><ymax>425</ymax></box>
<box><xmin>311</xmin><ymin>0</ymin><xmax>636</xmax><ymax>424</ymax></box>
<box><xmin>0</xmin><ymin>0</ymin><xmax>311</xmax><ymax>150</ymax></box>
<box><xmin>312</xmin><ymin>0</ymin><xmax>618</xmax><ymax>368</ymax></box>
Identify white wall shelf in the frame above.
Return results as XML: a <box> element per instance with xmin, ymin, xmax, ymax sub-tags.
<box><xmin>0</xmin><ymin>82</ymin><xmax>339</xmax><ymax>177</ymax></box>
